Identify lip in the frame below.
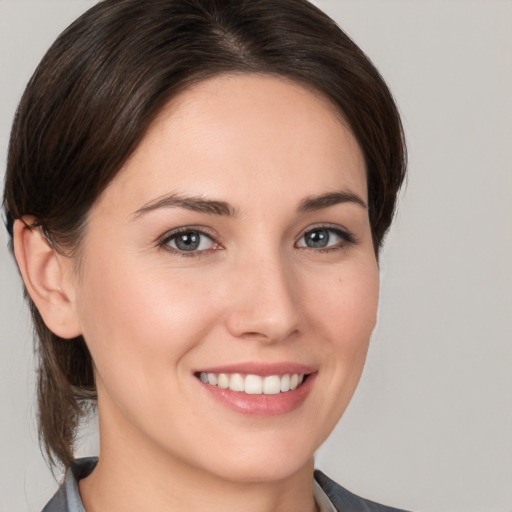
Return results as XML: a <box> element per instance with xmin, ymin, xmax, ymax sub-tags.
<box><xmin>195</xmin><ymin>362</ymin><xmax>317</xmax><ymax>416</ymax></box>
<box><xmin>196</xmin><ymin>362</ymin><xmax>316</xmax><ymax>376</ymax></box>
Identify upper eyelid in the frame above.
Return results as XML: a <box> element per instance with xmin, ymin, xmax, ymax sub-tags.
<box><xmin>158</xmin><ymin>225</ymin><xmax>219</xmax><ymax>243</ymax></box>
<box><xmin>295</xmin><ymin>224</ymin><xmax>357</xmax><ymax>247</ymax></box>
<box><xmin>297</xmin><ymin>223</ymin><xmax>353</xmax><ymax>239</ymax></box>
<box><xmin>156</xmin><ymin>223</ymin><xmax>355</xmax><ymax>248</ymax></box>
<box><xmin>157</xmin><ymin>227</ymin><xmax>222</xmax><ymax>258</ymax></box>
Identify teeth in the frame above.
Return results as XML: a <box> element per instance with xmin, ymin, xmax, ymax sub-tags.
<box><xmin>263</xmin><ymin>375</ymin><xmax>280</xmax><ymax>394</ymax></box>
<box><xmin>280</xmin><ymin>374</ymin><xmax>290</xmax><ymax>392</ymax></box>
<box><xmin>198</xmin><ymin>372</ymin><xmax>306</xmax><ymax>395</ymax></box>
<box><xmin>245</xmin><ymin>374</ymin><xmax>263</xmax><ymax>394</ymax></box>
<box><xmin>217</xmin><ymin>373</ymin><xmax>229</xmax><ymax>389</ymax></box>
<box><xmin>229</xmin><ymin>373</ymin><xmax>245</xmax><ymax>392</ymax></box>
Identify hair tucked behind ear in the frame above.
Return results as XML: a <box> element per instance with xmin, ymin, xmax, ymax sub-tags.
<box><xmin>3</xmin><ymin>0</ymin><xmax>406</xmax><ymax>471</ymax></box>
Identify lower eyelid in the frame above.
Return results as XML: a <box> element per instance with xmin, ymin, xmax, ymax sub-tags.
<box><xmin>158</xmin><ymin>228</ymin><xmax>218</xmax><ymax>251</ymax></box>
<box><xmin>296</xmin><ymin>226</ymin><xmax>355</xmax><ymax>248</ymax></box>
<box><xmin>157</xmin><ymin>225</ymin><xmax>355</xmax><ymax>254</ymax></box>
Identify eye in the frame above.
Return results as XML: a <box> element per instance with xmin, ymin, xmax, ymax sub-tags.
<box><xmin>161</xmin><ymin>229</ymin><xmax>217</xmax><ymax>253</ymax></box>
<box><xmin>296</xmin><ymin>226</ymin><xmax>354</xmax><ymax>250</ymax></box>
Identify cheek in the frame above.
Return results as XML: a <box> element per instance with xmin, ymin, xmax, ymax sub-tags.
<box><xmin>74</xmin><ymin>256</ymin><xmax>225</xmax><ymax>382</ymax></box>
<box><xmin>304</xmin><ymin>254</ymin><xmax>379</xmax><ymax>410</ymax></box>
<box><xmin>307</xmin><ymin>257</ymin><xmax>379</xmax><ymax>348</ymax></box>
<box><xmin>288</xmin><ymin>255</ymin><xmax>379</xmax><ymax>448</ymax></box>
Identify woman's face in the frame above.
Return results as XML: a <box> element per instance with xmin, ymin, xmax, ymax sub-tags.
<box><xmin>69</xmin><ymin>74</ymin><xmax>378</xmax><ymax>482</ymax></box>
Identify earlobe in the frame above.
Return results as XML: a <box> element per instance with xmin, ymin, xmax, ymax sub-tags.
<box><xmin>13</xmin><ymin>218</ymin><xmax>82</xmax><ymax>339</ymax></box>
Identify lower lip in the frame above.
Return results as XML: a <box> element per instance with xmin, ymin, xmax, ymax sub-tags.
<box><xmin>198</xmin><ymin>373</ymin><xmax>316</xmax><ymax>416</ymax></box>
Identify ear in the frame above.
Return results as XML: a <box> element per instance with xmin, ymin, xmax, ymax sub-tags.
<box><xmin>13</xmin><ymin>218</ymin><xmax>82</xmax><ymax>339</ymax></box>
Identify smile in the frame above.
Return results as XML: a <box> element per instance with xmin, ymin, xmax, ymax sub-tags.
<box><xmin>198</xmin><ymin>372</ymin><xmax>305</xmax><ymax>395</ymax></box>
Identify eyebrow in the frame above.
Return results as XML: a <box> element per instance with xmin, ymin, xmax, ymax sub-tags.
<box><xmin>132</xmin><ymin>189</ymin><xmax>366</xmax><ymax>219</ymax></box>
<box><xmin>298</xmin><ymin>190</ymin><xmax>368</xmax><ymax>212</ymax></box>
<box><xmin>132</xmin><ymin>193</ymin><xmax>237</xmax><ymax>218</ymax></box>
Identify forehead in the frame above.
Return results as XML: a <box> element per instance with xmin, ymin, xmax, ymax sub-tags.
<box><xmin>94</xmin><ymin>73</ymin><xmax>367</xmax><ymax>215</ymax></box>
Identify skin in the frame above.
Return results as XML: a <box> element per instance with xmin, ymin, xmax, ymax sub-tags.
<box><xmin>16</xmin><ymin>74</ymin><xmax>379</xmax><ymax>512</ymax></box>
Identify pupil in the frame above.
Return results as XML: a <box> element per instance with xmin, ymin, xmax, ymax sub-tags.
<box><xmin>176</xmin><ymin>231</ymin><xmax>200</xmax><ymax>251</ymax></box>
<box><xmin>306</xmin><ymin>229</ymin><xmax>329</xmax><ymax>248</ymax></box>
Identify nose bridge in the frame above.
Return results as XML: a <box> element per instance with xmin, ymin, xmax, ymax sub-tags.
<box><xmin>225</xmin><ymin>245</ymin><xmax>300</xmax><ymax>342</ymax></box>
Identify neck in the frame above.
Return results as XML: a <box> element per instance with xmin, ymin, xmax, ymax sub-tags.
<box><xmin>79</xmin><ymin>406</ymin><xmax>318</xmax><ymax>512</ymax></box>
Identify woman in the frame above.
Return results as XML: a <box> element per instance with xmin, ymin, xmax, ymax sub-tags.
<box><xmin>3</xmin><ymin>0</ymin><xmax>407</xmax><ymax>510</ymax></box>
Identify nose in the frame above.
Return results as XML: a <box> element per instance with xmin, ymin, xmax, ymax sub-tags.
<box><xmin>224</xmin><ymin>251</ymin><xmax>300</xmax><ymax>343</ymax></box>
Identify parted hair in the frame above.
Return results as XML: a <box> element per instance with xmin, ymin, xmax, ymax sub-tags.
<box><xmin>3</xmin><ymin>0</ymin><xmax>406</xmax><ymax>470</ymax></box>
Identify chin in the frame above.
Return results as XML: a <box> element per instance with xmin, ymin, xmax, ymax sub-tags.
<box><xmin>187</xmin><ymin>432</ymin><xmax>320</xmax><ymax>484</ymax></box>
<box><xmin>211</xmin><ymin>455</ymin><xmax>314</xmax><ymax>485</ymax></box>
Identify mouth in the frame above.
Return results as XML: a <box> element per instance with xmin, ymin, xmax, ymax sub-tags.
<box><xmin>196</xmin><ymin>372</ymin><xmax>307</xmax><ymax>395</ymax></box>
<box><xmin>194</xmin><ymin>365</ymin><xmax>316</xmax><ymax>415</ymax></box>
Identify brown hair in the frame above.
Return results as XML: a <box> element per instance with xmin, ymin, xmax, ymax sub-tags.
<box><xmin>3</xmin><ymin>0</ymin><xmax>406</xmax><ymax>470</ymax></box>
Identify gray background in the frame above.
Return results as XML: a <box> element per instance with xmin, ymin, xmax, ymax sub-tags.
<box><xmin>1</xmin><ymin>1</ymin><xmax>511</xmax><ymax>511</ymax></box>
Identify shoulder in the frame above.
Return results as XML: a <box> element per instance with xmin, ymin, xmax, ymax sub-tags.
<box><xmin>314</xmin><ymin>470</ymin><xmax>412</xmax><ymax>512</ymax></box>
<box><xmin>41</xmin><ymin>485</ymin><xmax>68</xmax><ymax>512</ymax></box>
<box><xmin>41</xmin><ymin>458</ymin><xmax>98</xmax><ymax>512</ymax></box>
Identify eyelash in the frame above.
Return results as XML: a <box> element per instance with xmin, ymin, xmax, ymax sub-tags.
<box><xmin>295</xmin><ymin>225</ymin><xmax>356</xmax><ymax>252</ymax></box>
<box><xmin>157</xmin><ymin>224</ymin><xmax>356</xmax><ymax>257</ymax></box>
<box><xmin>158</xmin><ymin>227</ymin><xmax>220</xmax><ymax>258</ymax></box>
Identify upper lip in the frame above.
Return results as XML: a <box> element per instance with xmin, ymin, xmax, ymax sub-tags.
<box><xmin>194</xmin><ymin>362</ymin><xmax>316</xmax><ymax>376</ymax></box>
